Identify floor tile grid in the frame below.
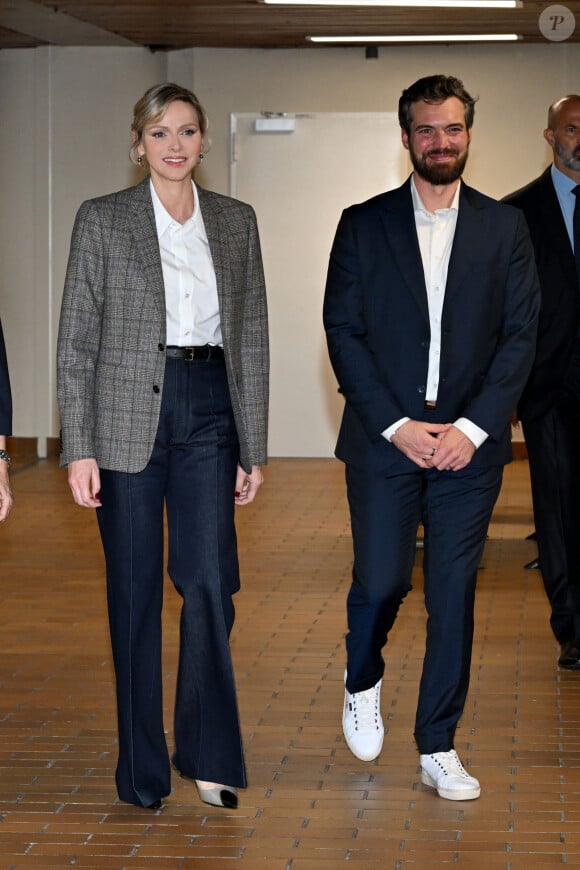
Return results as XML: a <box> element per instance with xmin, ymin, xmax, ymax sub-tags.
<box><xmin>0</xmin><ymin>457</ymin><xmax>575</xmax><ymax>867</ymax></box>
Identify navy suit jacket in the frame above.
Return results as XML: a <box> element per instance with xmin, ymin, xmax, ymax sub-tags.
<box><xmin>323</xmin><ymin>177</ymin><xmax>540</xmax><ymax>473</ymax></box>
<box><xmin>503</xmin><ymin>167</ymin><xmax>579</xmax><ymax>423</ymax></box>
<box><xmin>0</xmin><ymin>318</ymin><xmax>12</xmax><ymax>436</ymax></box>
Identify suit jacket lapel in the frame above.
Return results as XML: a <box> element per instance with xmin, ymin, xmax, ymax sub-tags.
<box><xmin>379</xmin><ymin>180</ymin><xmax>429</xmax><ymax>322</ymax></box>
<box><xmin>444</xmin><ymin>183</ymin><xmax>487</xmax><ymax>304</ymax></box>
<box><xmin>538</xmin><ymin>168</ymin><xmax>577</xmax><ymax>270</ymax></box>
<box><xmin>128</xmin><ymin>177</ymin><xmax>166</xmax><ymax>320</ymax></box>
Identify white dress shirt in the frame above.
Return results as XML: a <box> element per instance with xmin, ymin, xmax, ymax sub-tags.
<box><xmin>383</xmin><ymin>176</ymin><xmax>487</xmax><ymax>449</ymax></box>
<box><xmin>151</xmin><ymin>179</ymin><xmax>222</xmax><ymax>347</ymax></box>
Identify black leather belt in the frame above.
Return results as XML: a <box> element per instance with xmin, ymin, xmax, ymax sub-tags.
<box><xmin>424</xmin><ymin>400</ymin><xmax>437</xmax><ymax>410</ymax></box>
<box><xmin>166</xmin><ymin>345</ymin><xmax>224</xmax><ymax>361</ymax></box>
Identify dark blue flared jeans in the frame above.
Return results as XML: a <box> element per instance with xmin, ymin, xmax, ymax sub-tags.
<box><xmin>97</xmin><ymin>355</ymin><xmax>245</xmax><ymax>807</ymax></box>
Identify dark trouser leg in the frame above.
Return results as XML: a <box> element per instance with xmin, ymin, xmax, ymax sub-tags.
<box><xmin>414</xmin><ymin>466</ymin><xmax>502</xmax><ymax>754</ymax></box>
<box><xmin>344</xmin><ymin>467</ymin><xmax>422</xmax><ymax>694</ymax></box>
<box><xmin>96</xmin><ymin>355</ymin><xmax>245</xmax><ymax>806</ymax></box>
<box><xmin>524</xmin><ymin>402</ymin><xmax>580</xmax><ymax>644</ymax></box>
<box><xmin>97</xmin><ymin>459</ymin><xmax>170</xmax><ymax>808</ymax></box>
<box><xmin>166</xmin><ymin>356</ymin><xmax>246</xmax><ymax>789</ymax></box>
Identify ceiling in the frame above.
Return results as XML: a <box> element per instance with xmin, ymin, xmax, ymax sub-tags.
<box><xmin>0</xmin><ymin>1</ymin><xmax>578</xmax><ymax>51</ymax></box>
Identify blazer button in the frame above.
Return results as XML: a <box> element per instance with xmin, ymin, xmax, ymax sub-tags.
<box><xmin>158</xmin><ymin>343</ymin><xmax>165</xmax><ymax>351</ymax></box>
<box><xmin>153</xmin><ymin>385</ymin><xmax>160</xmax><ymax>394</ymax></box>
<box><xmin>417</xmin><ymin>385</ymin><xmax>426</xmax><ymax>395</ymax></box>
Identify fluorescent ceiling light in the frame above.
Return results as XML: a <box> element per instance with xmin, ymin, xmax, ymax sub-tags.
<box><xmin>264</xmin><ymin>1</ymin><xmax>521</xmax><ymax>8</ymax></box>
<box><xmin>308</xmin><ymin>33</ymin><xmax>520</xmax><ymax>41</ymax></box>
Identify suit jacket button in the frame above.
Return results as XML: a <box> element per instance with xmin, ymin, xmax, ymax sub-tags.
<box><xmin>158</xmin><ymin>343</ymin><xmax>165</xmax><ymax>351</ymax></box>
<box><xmin>153</xmin><ymin>385</ymin><xmax>160</xmax><ymax>393</ymax></box>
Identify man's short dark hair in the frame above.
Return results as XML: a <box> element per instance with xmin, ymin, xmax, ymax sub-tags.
<box><xmin>398</xmin><ymin>75</ymin><xmax>477</xmax><ymax>134</ymax></box>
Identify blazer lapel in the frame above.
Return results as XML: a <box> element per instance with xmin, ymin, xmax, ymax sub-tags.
<box><xmin>538</xmin><ymin>168</ymin><xmax>577</xmax><ymax>274</ymax></box>
<box><xmin>197</xmin><ymin>187</ymin><xmax>229</xmax><ymax>318</ymax></box>
<box><xmin>444</xmin><ymin>183</ymin><xmax>488</xmax><ymax>304</ymax></box>
<box><xmin>379</xmin><ymin>181</ymin><xmax>429</xmax><ymax>322</ymax></box>
<box><xmin>128</xmin><ymin>178</ymin><xmax>166</xmax><ymax>320</ymax></box>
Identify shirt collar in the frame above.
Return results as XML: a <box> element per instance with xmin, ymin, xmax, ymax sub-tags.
<box><xmin>150</xmin><ymin>179</ymin><xmax>205</xmax><ymax>238</ymax></box>
<box><xmin>551</xmin><ymin>163</ymin><xmax>579</xmax><ymax>197</ymax></box>
<box><xmin>411</xmin><ymin>174</ymin><xmax>461</xmax><ymax>215</ymax></box>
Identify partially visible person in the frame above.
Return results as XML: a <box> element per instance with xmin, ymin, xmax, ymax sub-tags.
<box><xmin>57</xmin><ymin>83</ymin><xmax>269</xmax><ymax>811</ymax></box>
<box><xmin>504</xmin><ymin>95</ymin><xmax>580</xmax><ymax>670</ymax></box>
<box><xmin>0</xmin><ymin>317</ymin><xmax>13</xmax><ymax>522</ymax></box>
<box><xmin>324</xmin><ymin>74</ymin><xmax>539</xmax><ymax>801</ymax></box>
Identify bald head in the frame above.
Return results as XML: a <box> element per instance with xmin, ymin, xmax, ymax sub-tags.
<box><xmin>544</xmin><ymin>95</ymin><xmax>580</xmax><ymax>180</ymax></box>
<box><xmin>547</xmin><ymin>95</ymin><xmax>580</xmax><ymax>130</ymax></box>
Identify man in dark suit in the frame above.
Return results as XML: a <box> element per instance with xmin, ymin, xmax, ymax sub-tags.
<box><xmin>323</xmin><ymin>75</ymin><xmax>539</xmax><ymax>801</ymax></box>
<box><xmin>0</xmin><ymin>317</ymin><xmax>13</xmax><ymax>521</ymax></box>
<box><xmin>504</xmin><ymin>95</ymin><xmax>580</xmax><ymax>670</ymax></box>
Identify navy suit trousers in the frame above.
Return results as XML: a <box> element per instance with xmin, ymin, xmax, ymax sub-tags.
<box><xmin>97</xmin><ymin>355</ymin><xmax>245</xmax><ymax>808</ymax></box>
<box><xmin>344</xmin><ymin>463</ymin><xmax>502</xmax><ymax>754</ymax></box>
<box><xmin>523</xmin><ymin>388</ymin><xmax>580</xmax><ymax>644</ymax></box>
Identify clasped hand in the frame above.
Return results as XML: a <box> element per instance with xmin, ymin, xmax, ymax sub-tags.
<box><xmin>391</xmin><ymin>420</ymin><xmax>476</xmax><ymax>471</ymax></box>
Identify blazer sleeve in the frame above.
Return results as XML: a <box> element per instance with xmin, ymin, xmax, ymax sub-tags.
<box><xmin>56</xmin><ymin>199</ymin><xmax>104</xmax><ymax>464</ymax></box>
<box><xmin>323</xmin><ymin>207</ymin><xmax>405</xmax><ymax>437</ymax></box>
<box><xmin>458</xmin><ymin>208</ymin><xmax>540</xmax><ymax>439</ymax></box>
<box><xmin>216</xmin><ymin>197</ymin><xmax>269</xmax><ymax>470</ymax></box>
<box><xmin>0</xmin><ymin>318</ymin><xmax>12</xmax><ymax>436</ymax></box>
<box><xmin>238</xmin><ymin>208</ymin><xmax>269</xmax><ymax>466</ymax></box>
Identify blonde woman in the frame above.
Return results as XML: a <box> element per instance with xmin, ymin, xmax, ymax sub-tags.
<box><xmin>58</xmin><ymin>83</ymin><xmax>269</xmax><ymax>811</ymax></box>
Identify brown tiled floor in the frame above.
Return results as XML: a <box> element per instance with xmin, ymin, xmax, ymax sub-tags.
<box><xmin>0</xmin><ymin>457</ymin><xmax>575</xmax><ymax>867</ymax></box>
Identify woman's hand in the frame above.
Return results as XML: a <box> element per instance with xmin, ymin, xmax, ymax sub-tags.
<box><xmin>68</xmin><ymin>458</ymin><xmax>102</xmax><ymax>508</ymax></box>
<box><xmin>235</xmin><ymin>464</ymin><xmax>263</xmax><ymax>505</ymax></box>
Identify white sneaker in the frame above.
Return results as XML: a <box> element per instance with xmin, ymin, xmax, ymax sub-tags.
<box><xmin>420</xmin><ymin>749</ymin><xmax>480</xmax><ymax>801</ymax></box>
<box><xmin>342</xmin><ymin>673</ymin><xmax>384</xmax><ymax>761</ymax></box>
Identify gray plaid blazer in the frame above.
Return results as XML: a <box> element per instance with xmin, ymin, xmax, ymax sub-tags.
<box><xmin>57</xmin><ymin>178</ymin><xmax>269</xmax><ymax>473</ymax></box>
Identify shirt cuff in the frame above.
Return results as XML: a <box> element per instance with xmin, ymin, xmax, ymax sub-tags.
<box><xmin>383</xmin><ymin>417</ymin><xmax>411</xmax><ymax>442</ymax></box>
<box><xmin>454</xmin><ymin>417</ymin><xmax>488</xmax><ymax>449</ymax></box>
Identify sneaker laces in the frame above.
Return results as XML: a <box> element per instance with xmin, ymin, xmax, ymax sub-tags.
<box><xmin>350</xmin><ymin>685</ymin><xmax>381</xmax><ymax>732</ymax></box>
<box><xmin>429</xmin><ymin>750</ymin><xmax>471</xmax><ymax>779</ymax></box>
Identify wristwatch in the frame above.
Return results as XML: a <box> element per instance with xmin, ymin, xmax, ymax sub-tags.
<box><xmin>0</xmin><ymin>449</ymin><xmax>11</xmax><ymax>467</ymax></box>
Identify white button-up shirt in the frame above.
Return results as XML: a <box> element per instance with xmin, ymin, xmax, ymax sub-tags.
<box><xmin>413</xmin><ymin>175</ymin><xmax>459</xmax><ymax>404</ymax></box>
<box><xmin>384</xmin><ymin>176</ymin><xmax>487</xmax><ymax>449</ymax></box>
<box><xmin>151</xmin><ymin>180</ymin><xmax>222</xmax><ymax>347</ymax></box>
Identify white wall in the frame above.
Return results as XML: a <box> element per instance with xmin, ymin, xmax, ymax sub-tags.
<box><xmin>191</xmin><ymin>44</ymin><xmax>579</xmax><ymax>199</ymax></box>
<box><xmin>0</xmin><ymin>42</ymin><xmax>578</xmax><ymax>454</ymax></box>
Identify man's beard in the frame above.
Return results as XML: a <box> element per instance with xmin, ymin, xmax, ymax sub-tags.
<box><xmin>410</xmin><ymin>147</ymin><xmax>469</xmax><ymax>185</ymax></box>
<box><xmin>555</xmin><ymin>139</ymin><xmax>580</xmax><ymax>173</ymax></box>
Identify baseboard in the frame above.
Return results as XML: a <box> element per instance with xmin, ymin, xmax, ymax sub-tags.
<box><xmin>6</xmin><ymin>436</ymin><xmax>60</xmax><ymax>461</ymax></box>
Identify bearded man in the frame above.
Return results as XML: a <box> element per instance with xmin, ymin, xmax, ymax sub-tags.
<box><xmin>323</xmin><ymin>74</ymin><xmax>540</xmax><ymax>800</ymax></box>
